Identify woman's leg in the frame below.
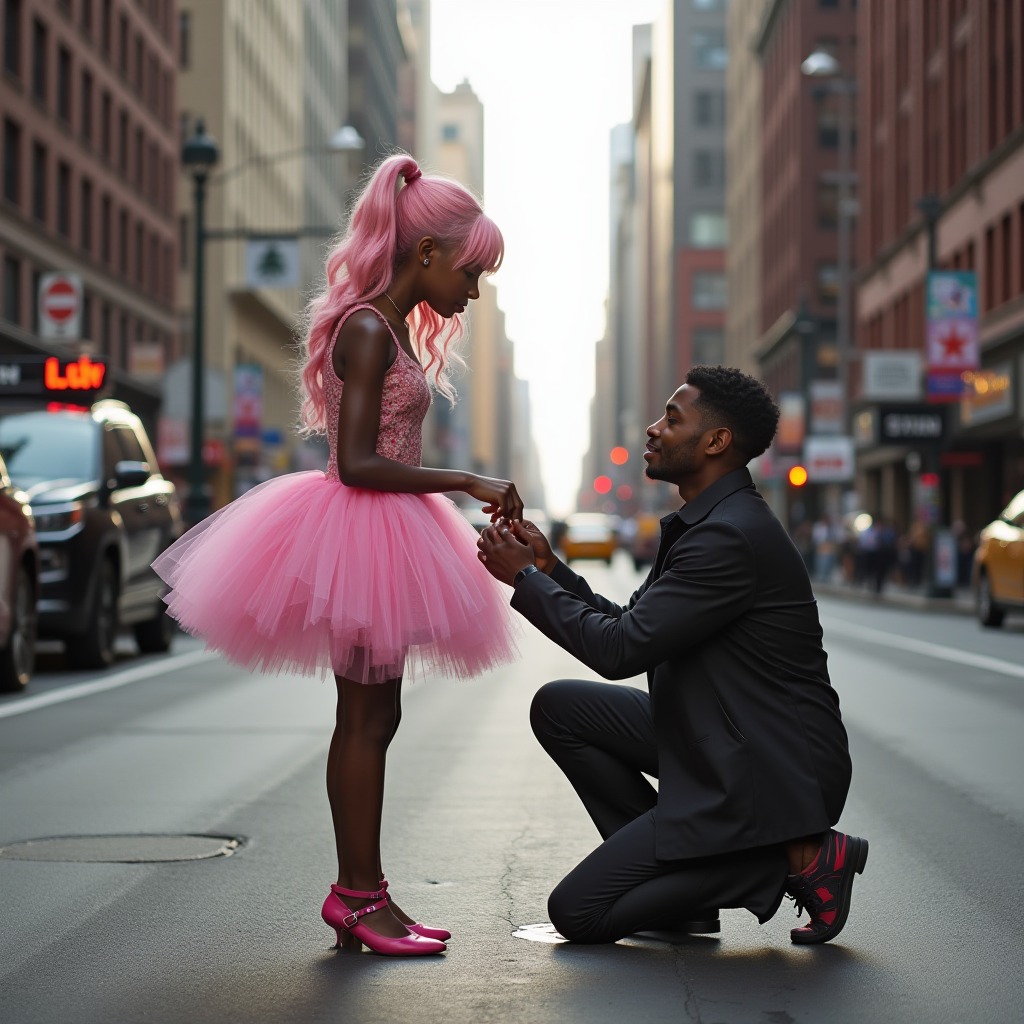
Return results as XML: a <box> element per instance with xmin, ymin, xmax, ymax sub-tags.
<box><xmin>326</xmin><ymin>673</ymin><xmax>408</xmax><ymax>938</ymax></box>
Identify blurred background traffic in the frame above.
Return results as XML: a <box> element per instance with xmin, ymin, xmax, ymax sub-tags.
<box><xmin>1</xmin><ymin>0</ymin><xmax>1024</xmax><ymax>694</ymax></box>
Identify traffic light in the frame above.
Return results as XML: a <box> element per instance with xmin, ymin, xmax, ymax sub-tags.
<box><xmin>594</xmin><ymin>475</ymin><xmax>612</xmax><ymax>494</ymax></box>
<box><xmin>788</xmin><ymin>465</ymin><xmax>808</xmax><ymax>486</ymax></box>
<box><xmin>610</xmin><ymin>446</ymin><xmax>629</xmax><ymax>465</ymax></box>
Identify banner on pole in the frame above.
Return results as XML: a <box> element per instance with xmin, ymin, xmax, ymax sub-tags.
<box><xmin>925</xmin><ymin>271</ymin><xmax>978</xmax><ymax>403</ymax></box>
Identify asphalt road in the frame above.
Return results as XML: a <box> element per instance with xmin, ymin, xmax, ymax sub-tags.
<box><xmin>2</xmin><ymin>555</ymin><xmax>1022</xmax><ymax>1023</ymax></box>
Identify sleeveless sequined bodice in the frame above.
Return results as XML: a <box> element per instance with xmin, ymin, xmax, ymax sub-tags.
<box><xmin>324</xmin><ymin>303</ymin><xmax>432</xmax><ymax>479</ymax></box>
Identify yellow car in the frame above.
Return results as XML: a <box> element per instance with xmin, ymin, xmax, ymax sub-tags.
<box><xmin>974</xmin><ymin>489</ymin><xmax>1024</xmax><ymax>626</ymax></box>
<box><xmin>561</xmin><ymin>513</ymin><xmax>617</xmax><ymax>564</ymax></box>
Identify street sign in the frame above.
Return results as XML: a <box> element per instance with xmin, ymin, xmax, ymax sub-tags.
<box><xmin>862</xmin><ymin>351</ymin><xmax>921</xmax><ymax>399</ymax></box>
<box><xmin>804</xmin><ymin>435</ymin><xmax>854</xmax><ymax>482</ymax></box>
<box><xmin>926</xmin><ymin>271</ymin><xmax>978</xmax><ymax>402</ymax></box>
<box><xmin>776</xmin><ymin>392</ymin><xmax>806</xmax><ymax>452</ymax></box>
<box><xmin>38</xmin><ymin>271</ymin><xmax>83</xmax><ymax>341</ymax></box>
<box><xmin>245</xmin><ymin>238</ymin><xmax>299</xmax><ymax>289</ymax></box>
<box><xmin>809</xmin><ymin>380</ymin><xmax>843</xmax><ymax>435</ymax></box>
<box><xmin>960</xmin><ymin>364</ymin><xmax>1013</xmax><ymax>426</ymax></box>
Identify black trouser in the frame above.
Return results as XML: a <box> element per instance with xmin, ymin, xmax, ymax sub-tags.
<box><xmin>531</xmin><ymin>679</ymin><xmax>789</xmax><ymax>944</ymax></box>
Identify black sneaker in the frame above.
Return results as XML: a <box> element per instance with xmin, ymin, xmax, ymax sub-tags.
<box><xmin>787</xmin><ymin>829</ymin><xmax>868</xmax><ymax>944</ymax></box>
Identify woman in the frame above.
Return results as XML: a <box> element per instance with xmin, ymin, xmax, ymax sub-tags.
<box><xmin>154</xmin><ymin>154</ymin><xmax>521</xmax><ymax>956</ymax></box>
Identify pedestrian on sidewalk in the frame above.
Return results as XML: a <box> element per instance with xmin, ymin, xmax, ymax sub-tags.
<box><xmin>478</xmin><ymin>366</ymin><xmax>866</xmax><ymax>946</ymax></box>
<box><xmin>154</xmin><ymin>154</ymin><xmax>524</xmax><ymax>957</ymax></box>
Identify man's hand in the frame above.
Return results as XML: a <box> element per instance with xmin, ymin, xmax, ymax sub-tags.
<box><xmin>509</xmin><ymin>520</ymin><xmax>558</xmax><ymax>574</ymax></box>
<box><xmin>477</xmin><ymin>522</ymin><xmax>536</xmax><ymax>586</ymax></box>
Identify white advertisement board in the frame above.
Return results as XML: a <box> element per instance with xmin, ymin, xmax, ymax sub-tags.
<box><xmin>862</xmin><ymin>351</ymin><xmax>922</xmax><ymax>399</ymax></box>
<box><xmin>804</xmin><ymin>435</ymin><xmax>855</xmax><ymax>483</ymax></box>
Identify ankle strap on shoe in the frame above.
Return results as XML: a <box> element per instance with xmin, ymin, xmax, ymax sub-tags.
<box><xmin>331</xmin><ymin>883</ymin><xmax>385</xmax><ymax>901</ymax></box>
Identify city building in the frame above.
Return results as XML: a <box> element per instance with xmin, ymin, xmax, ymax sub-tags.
<box><xmin>175</xmin><ymin>0</ymin><xmax>303</xmax><ymax>506</ymax></box>
<box><xmin>855</xmin><ymin>0</ymin><xmax>1024</xmax><ymax>533</ymax></box>
<box><xmin>725</xmin><ymin>0</ymin><xmax>767</xmax><ymax>375</ymax></box>
<box><xmin>752</xmin><ymin>0</ymin><xmax>858</xmax><ymax>524</ymax></box>
<box><xmin>0</xmin><ymin>0</ymin><xmax>180</xmax><ymax>433</ymax></box>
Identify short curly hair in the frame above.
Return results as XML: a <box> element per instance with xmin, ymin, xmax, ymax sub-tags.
<box><xmin>685</xmin><ymin>365</ymin><xmax>780</xmax><ymax>460</ymax></box>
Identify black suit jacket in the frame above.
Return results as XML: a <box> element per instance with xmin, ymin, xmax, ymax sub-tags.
<box><xmin>511</xmin><ymin>467</ymin><xmax>851</xmax><ymax>861</ymax></box>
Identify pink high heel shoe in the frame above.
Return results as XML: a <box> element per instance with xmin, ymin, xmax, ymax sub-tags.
<box><xmin>379</xmin><ymin>877</ymin><xmax>452</xmax><ymax>942</ymax></box>
<box><xmin>321</xmin><ymin>884</ymin><xmax>446</xmax><ymax>956</ymax></box>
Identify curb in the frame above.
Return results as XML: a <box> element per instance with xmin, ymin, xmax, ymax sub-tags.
<box><xmin>812</xmin><ymin>582</ymin><xmax>976</xmax><ymax>617</ymax></box>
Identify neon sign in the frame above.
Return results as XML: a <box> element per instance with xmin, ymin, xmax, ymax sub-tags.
<box><xmin>44</xmin><ymin>355</ymin><xmax>106</xmax><ymax>391</ymax></box>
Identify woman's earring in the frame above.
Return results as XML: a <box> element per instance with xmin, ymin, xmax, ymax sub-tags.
<box><xmin>423</xmin><ymin>258</ymin><xmax>430</xmax><ymax>266</ymax></box>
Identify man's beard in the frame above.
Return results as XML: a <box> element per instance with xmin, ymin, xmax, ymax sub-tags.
<box><xmin>644</xmin><ymin>433</ymin><xmax>703</xmax><ymax>482</ymax></box>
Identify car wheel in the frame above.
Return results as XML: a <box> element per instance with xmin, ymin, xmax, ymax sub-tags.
<box><xmin>0</xmin><ymin>567</ymin><xmax>37</xmax><ymax>692</ymax></box>
<box><xmin>67</xmin><ymin>558</ymin><xmax>118</xmax><ymax>669</ymax></box>
<box><xmin>977</xmin><ymin>571</ymin><xmax>1005</xmax><ymax>628</ymax></box>
<box><xmin>134</xmin><ymin>604</ymin><xmax>173</xmax><ymax>653</ymax></box>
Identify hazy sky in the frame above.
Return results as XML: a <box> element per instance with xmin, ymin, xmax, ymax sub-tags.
<box><xmin>431</xmin><ymin>0</ymin><xmax>661</xmax><ymax>516</ymax></box>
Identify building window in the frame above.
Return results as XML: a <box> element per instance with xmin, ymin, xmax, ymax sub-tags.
<box><xmin>179</xmin><ymin>213</ymin><xmax>188</xmax><ymax>268</ymax></box>
<box><xmin>694</xmin><ymin>90</ymin><xmax>724</xmax><ymax>127</ymax></box>
<box><xmin>81</xmin><ymin>69</ymin><xmax>93</xmax><ymax>143</ymax></box>
<box><xmin>100</xmin><ymin>91</ymin><xmax>111</xmax><ymax>158</ymax></box>
<box><xmin>100</xmin><ymin>302</ymin><xmax>110</xmax><ymax>354</ymax></box>
<box><xmin>134</xmin><ymin>127</ymin><xmax>144</xmax><ymax>188</ymax></box>
<box><xmin>100</xmin><ymin>193</ymin><xmax>111</xmax><ymax>262</ymax></box>
<box><xmin>31</xmin><ymin>17</ymin><xmax>45</xmax><ymax>101</ymax></box>
<box><xmin>692</xmin><ymin>0</ymin><xmax>725</xmax><ymax>8</ymax></box>
<box><xmin>81</xmin><ymin>291</ymin><xmax>92</xmax><ymax>340</ymax></box>
<box><xmin>118</xmin><ymin>209</ymin><xmax>128</xmax><ymax>273</ymax></box>
<box><xmin>56</xmin><ymin>160</ymin><xmax>70</xmax><ymax>236</ymax></box>
<box><xmin>80</xmin><ymin>177</ymin><xmax>92</xmax><ymax>251</ymax></box>
<box><xmin>817</xmin><ymin>180</ymin><xmax>839</xmax><ymax>227</ymax></box>
<box><xmin>118</xmin><ymin>109</ymin><xmax>127</xmax><ymax>173</ymax></box>
<box><xmin>817</xmin><ymin>262</ymin><xmax>839</xmax><ymax>304</ymax></box>
<box><xmin>4</xmin><ymin>0</ymin><xmax>22</xmax><ymax>79</ymax></box>
<box><xmin>57</xmin><ymin>45</ymin><xmax>70</xmax><ymax>121</ymax></box>
<box><xmin>31</xmin><ymin>141</ymin><xmax>44</xmax><ymax>220</ymax></box>
<box><xmin>689</xmin><ymin>211</ymin><xmax>727</xmax><ymax>248</ymax></box>
<box><xmin>118</xmin><ymin>311</ymin><xmax>127</xmax><ymax>369</ymax></box>
<box><xmin>692</xmin><ymin>327</ymin><xmax>724</xmax><ymax>366</ymax></box>
<box><xmin>441</xmin><ymin>123</ymin><xmax>458</xmax><ymax>141</ymax></box>
<box><xmin>135</xmin><ymin>220</ymin><xmax>143</xmax><ymax>283</ymax></box>
<box><xmin>100</xmin><ymin>0</ymin><xmax>111</xmax><ymax>55</ymax></box>
<box><xmin>817</xmin><ymin>102</ymin><xmax>839</xmax><ymax>149</ymax></box>
<box><xmin>819</xmin><ymin>0</ymin><xmax>839</xmax><ymax>7</ymax></box>
<box><xmin>179</xmin><ymin>10</ymin><xmax>190</xmax><ymax>68</ymax></box>
<box><xmin>134</xmin><ymin>33</ymin><xmax>142</xmax><ymax>91</ymax></box>
<box><xmin>690</xmin><ymin>30</ymin><xmax>727</xmax><ymax>71</ymax></box>
<box><xmin>3</xmin><ymin>118</ymin><xmax>20</xmax><ymax>205</ymax></box>
<box><xmin>693</xmin><ymin>149</ymin><xmax>725</xmax><ymax>188</ymax></box>
<box><xmin>117</xmin><ymin>12</ymin><xmax>127</xmax><ymax>75</ymax></box>
<box><xmin>2</xmin><ymin>255</ymin><xmax>20</xmax><ymax>325</ymax></box>
<box><xmin>691</xmin><ymin>271</ymin><xmax>727</xmax><ymax>310</ymax></box>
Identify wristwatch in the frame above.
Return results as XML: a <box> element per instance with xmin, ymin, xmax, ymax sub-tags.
<box><xmin>513</xmin><ymin>564</ymin><xmax>541</xmax><ymax>588</ymax></box>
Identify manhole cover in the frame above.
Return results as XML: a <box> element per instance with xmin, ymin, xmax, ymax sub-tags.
<box><xmin>0</xmin><ymin>834</ymin><xmax>242</xmax><ymax>863</ymax></box>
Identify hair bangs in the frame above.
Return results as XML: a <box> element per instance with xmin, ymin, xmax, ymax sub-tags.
<box><xmin>455</xmin><ymin>214</ymin><xmax>504</xmax><ymax>274</ymax></box>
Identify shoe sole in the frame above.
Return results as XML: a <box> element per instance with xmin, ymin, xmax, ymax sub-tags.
<box><xmin>790</xmin><ymin>836</ymin><xmax>869</xmax><ymax>945</ymax></box>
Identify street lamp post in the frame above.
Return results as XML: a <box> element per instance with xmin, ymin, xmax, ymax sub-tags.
<box><xmin>181</xmin><ymin>121</ymin><xmax>220</xmax><ymax>526</ymax></box>
<box><xmin>802</xmin><ymin>51</ymin><xmax>857</xmax><ymax>433</ymax></box>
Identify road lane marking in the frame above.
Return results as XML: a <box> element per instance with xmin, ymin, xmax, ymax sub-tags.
<box><xmin>821</xmin><ymin>619</ymin><xmax>1024</xmax><ymax>679</ymax></box>
<box><xmin>0</xmin><ymin>650</ymin><xmax>216</xmax><ymax>720</ymax></box>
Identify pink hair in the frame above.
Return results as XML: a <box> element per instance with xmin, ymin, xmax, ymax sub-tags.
<box><xmin>300</xmin><ymin>153</ymin><xmax>504</xmax><ymax>432</ymax></box>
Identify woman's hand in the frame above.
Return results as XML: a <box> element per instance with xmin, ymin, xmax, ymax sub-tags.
<box><xmin>477</xmin><ymin>523</ymin><xmax>535</xmax><ymax>585</ymax></box>
<box><xmin>464</xmin><ymin>474</ymin><xmax>524</xmax><ymax>522</ymax></box>
<box><xmin>509</xmin><ymin>520</ymin><xmax>557</xmax><ymax>574</ymax></box>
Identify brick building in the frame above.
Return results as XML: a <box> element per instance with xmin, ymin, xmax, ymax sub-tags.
<box><xmin>0</xmin><ymin>0</ymin><xmax>178</xmax><ymax>426</ymax></box>
<box><xmin>856</xmin><ymin>0</ymin><xmax>1024</xmax><ymax>532</ymax></box>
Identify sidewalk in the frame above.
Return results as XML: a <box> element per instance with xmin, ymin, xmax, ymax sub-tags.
<box><xmin>812</xmin><ymin>580</ymin><xmax>976</xmax><ymax>616</ymax></box>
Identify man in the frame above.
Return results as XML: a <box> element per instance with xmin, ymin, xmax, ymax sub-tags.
<box><xmin>478</xmin><ymin>365</ymin><xmax>865</xmax><ymax>945</ymax></box>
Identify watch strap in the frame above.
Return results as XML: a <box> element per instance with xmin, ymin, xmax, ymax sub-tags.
<box><xmin>513</xmin><ymin>564</ymin><xmax>541</xmax><ymax>588</ymax></box>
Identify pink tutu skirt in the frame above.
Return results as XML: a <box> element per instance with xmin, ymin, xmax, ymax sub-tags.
<box><xmin>153</xmin><ymin>471</ymin><xmax>520</xmax><ymax>683</ymax></box>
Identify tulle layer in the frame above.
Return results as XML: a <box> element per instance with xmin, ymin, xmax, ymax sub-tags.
<box><xmin>152</xmin><ymin>471</ymin><xmax>519</xmax><ymax>683</ymax></box>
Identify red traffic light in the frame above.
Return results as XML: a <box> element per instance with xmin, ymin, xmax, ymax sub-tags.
<box><xmin>788</xmin><ymin>465</ymin><xmax>808</xmax><ymax>486</ymax></box>
<box><xmin>594</xmin><ymin>475</ymin><xmax>612</xmax><ymax>494</ymax></box>
<box><xmin>610</xmin><ymin>446</ymin><xmax>629</xmax><ymax>465</ymax></box>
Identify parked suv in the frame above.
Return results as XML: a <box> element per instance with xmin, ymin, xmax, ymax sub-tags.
<box><xmin>0</xmin><ymin>400</ymin><xmax>182</xmax><ymax>668</ymax></box>
<box><xmin>0</xmin><ymin>452</ymin><xmax>37</xmax><ymax>691</ymax></box>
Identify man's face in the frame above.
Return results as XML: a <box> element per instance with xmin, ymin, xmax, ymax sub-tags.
<box><xmin>643</xmin><ymin>385</ymin><xmax>713</xmax><ymax>482</ymax></box>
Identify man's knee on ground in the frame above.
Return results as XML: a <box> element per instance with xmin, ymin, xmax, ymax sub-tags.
<box><xmin>547</xmin><ymin>877</ymin><xmax>608</xmax><ymax>944</ymax></box>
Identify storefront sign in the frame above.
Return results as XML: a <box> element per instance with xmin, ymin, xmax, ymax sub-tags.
<box><xmin>804</xmin><ymin>435</ymin><xmax>854</xmax><ymax>482</ymax></box>
<box><xmin>877</xmin><ymin>405</ymin><xmax>945</xmax><ymax>444</ymax></box>
<box><xmin>776</xmin><ymin>392</ymin><xmax>806</xmax><ymax>452</ymax></box>
<box><xmin>862</xmin><ymin>351</ymin><xmax>921</xmax><ymax>399</ymax></box>
<box><xmin>926</xmin><ymin>271</ymin><xmax>978</xmax><ymax>403</ymax></box>
<box><xmin>129</xmin><ymin>341</ymin><xmax>165</xmax><ymax>381</ymax></box>
<box><xmin>960</xmin><ymin>364</ymin><xmax>1013</xmax><ymax>426</ymax></box>
<box><xmin>0</xmin><ymin>354</ymin><xmax>107</xmax><ymax>399</ymax></box>
<box><xmin>245</xmin><ymin>238</ymin><xmax>300</xmax><ymax>290</ymax></box>
<box><xmin>233</xmin><ymin>364</ymin><xmax>263</xmax><ymax>439</ymax></box>
<box><xmin>809</xmin><ymin>380</ymin><xmax>843</xmax><ymax>434</ymax></box>
<box><xmin>38</xmin><ymin>271</ymin><xmax>83</xmax><ymax>341</ymax></box>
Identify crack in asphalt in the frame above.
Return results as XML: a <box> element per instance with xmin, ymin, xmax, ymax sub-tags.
<box><xmin>499</xmin><ymin>821</ymin><xmax>529</xmax><ymax>930</ymax></box>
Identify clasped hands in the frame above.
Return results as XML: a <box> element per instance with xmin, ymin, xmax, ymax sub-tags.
<box><xmin>476</xmin><ymin>518</ymin><xmax>557</xmax><ymax>586</ymax></box>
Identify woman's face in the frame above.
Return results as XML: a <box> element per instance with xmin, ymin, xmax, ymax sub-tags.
<box><xmin>421</xmin><ymin>243</ymin><xmax>484</xmax><ymax>319</ymax></box>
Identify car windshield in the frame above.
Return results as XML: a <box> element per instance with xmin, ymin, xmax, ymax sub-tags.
<box><xmin>0</xmin><ymin>411</ymin><xmax>99</xmax><ymax>487</ymax></box>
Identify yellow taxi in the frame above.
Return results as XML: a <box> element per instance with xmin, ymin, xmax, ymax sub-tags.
<box><xmin>561</xmin><ymin>513</ymin><xmax>617</xmax><ymax>564</ymax></box>
<box><xmin>974</xmin><ymin>489</ymin><xmax>1024</xmax><ymax>626</ymax></box>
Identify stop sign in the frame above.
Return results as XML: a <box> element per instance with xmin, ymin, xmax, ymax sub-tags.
<box><xmin>38</xmin><ymin>271</ymin><xmax>83</xmax><ymax>340</ymax></box>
